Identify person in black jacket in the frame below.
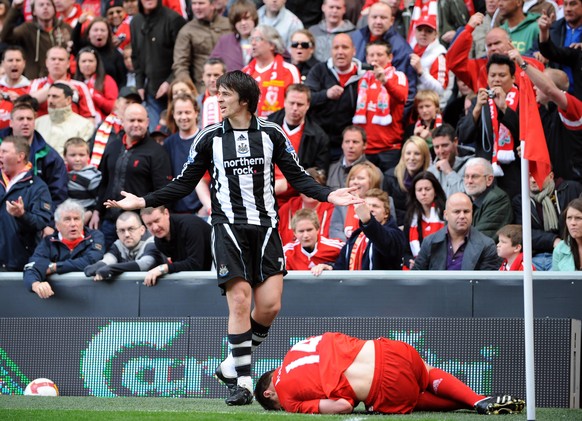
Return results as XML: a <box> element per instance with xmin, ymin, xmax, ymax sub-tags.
<box><xmin>139</xmin><ymin>205</ymin><xmax>212</xmax><ymax>286</ymax></box>
<box><xmin>130</xmin><ymin>0</ymin><xmax>186</xmax><ymax>130</ymax></box>
<box><xmin>304</xmin><ymin>33</ymin><xmax>365</xmax><ymax>161</ymax></box>
<box><xmin>267</xmin><ymin>83</ymin><xmax>330</xmax><ymax>174</ymax></box>
<box><xmin>89</xmin><ymin>103</ymin><xmax>172</xmax><ymax>249</ymax></box>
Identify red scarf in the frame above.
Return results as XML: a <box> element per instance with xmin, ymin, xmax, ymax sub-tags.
<box><xmin>408</xmin><ymin>204</ymin><xmax>444</xmax><ymax>257</ymax></box>
<box><xmin>489</xmin><ymin>85</ymin><xmax>519</xmax><ymax>176</ymax></box>
<box><xmin>414</xmin><ymin>113</ymin><xmax>442</xmax><ymax>131</ymax></box>
<box><xmin>349</xmin><ymin>232</ymin><xmax>368</xmax><ymax>270</ymax></box>
<box><xmin>353</xmin><ymin>67</ymin><xmax>393</xmax><ymax>126</ymax></box>
<box><xmin>201</xmin><ymin>92</ymin><xmax>222</xmax><ymax>127</ymax></box>
<box><xmin>343</xmin><ymin>205</ymin><xmax>360</xmax><ymax>239</ymax></box>
<box><xmin>61</xmin><ymin>232</ymin><xmax>85</xmax><ymax>251</ymax></box>
<box><xmin>499</xmin><ymin>253</ymin><xmax>534</xmax><ymax>271</ymax></box>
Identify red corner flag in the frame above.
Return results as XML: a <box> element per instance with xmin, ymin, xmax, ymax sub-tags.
<box><xmin>518</xmin><ymin>69</ymin><xmax>552</xmax><ymax>188</ymax></box>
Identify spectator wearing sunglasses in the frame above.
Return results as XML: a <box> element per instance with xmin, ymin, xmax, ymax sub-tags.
<box><xmin>289</xmin><ymin>29</ymin><xmax>320</xmax><ymax>82</ymax></box>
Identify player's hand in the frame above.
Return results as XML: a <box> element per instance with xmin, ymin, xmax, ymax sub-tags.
<box><xmin>32</xmin><ymin>281</ymin><xmax>54</xmax><ymax>299</ymax></box>
<box><xmin>6</xmin><ymin>196</ymin><xmax>25</xmax><ymax>217</ymax></box>
<box><xmin>327</xmin><ymin>186</ymin><xmax>364</xmax><ymax>207</ymax></box>
<box><xmin>468</xmin><ymin>12</ymin><xmax>484</xmax><ymax>29</ymax></box>
<box><xmin>104</xmin><ymin>191</ymin><xmax>146</xmax><ymax>210</ymax></box>
<box><xmin>311</xmin><ymin>263</ymin><xmax>332</xmax><ymax>277</ymax></box>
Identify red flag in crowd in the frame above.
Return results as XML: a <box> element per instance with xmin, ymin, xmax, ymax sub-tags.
<box><xmin>517</xmin><ymin>69</ymin><xmax>551</xmax><ymax>188</ymax></box>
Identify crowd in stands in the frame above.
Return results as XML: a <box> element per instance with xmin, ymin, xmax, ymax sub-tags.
<box><xmin>2</xmin><ymin>0</ymin><xmax>582</xmax><ymax>298</ymax></box>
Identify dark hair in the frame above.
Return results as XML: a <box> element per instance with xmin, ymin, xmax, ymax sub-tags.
<box><xmin>563</xmin><ymin>198</ymin><xmax>582</xmax><ymax>270</ymax></box>
<box><xmin>228</xmin><ymin>0</ymin><xmax>258</xmax><ymax>31</ymax></box>
<box><xmin>204</xmin><ymin>57</ymin><xmax>227</xmax><ymax>74</ymax></box>
<box><xmin>404</xmin><ymin>171</ymin><xmax>446</xmax><ymax>236</ymax></box>
<box><xmin>1</xmin><ymin>45</ymin><xmax>25</xmax><ymax>61</ymax></box>
<box><xmin>217</xmin><ymin>71</ymin><xmax>261</xmax><ymax>115</ymax></box>
<box><xmin>487</xmin><ymin>53</ymin><xmax>516</xmax><ymax>77</ymax></box>
<box><xmin>431</xmin><ymin>123</ymin><xmax>456</xmax><ymax>142</ymax></box>
<box><xmin>365</xmin><ymin>39</ymin><xmax>393</xmax><ymax>55</ymax></box>
<box><xmin>85</xmin><ymin>17</ymin><xmax>114</xmax><ymax>51</ymax></box>
<box><xmin>254</xmin><ymin>370</ymin><xmax>279</xmax><ymax>411</ymax></box>
<box><xmin>51</xmin><ymin>82</ymin><xmax>74</xmax><ymax>99</ymax></box>
<box><xmin>13</xmin><ymin>95</ymin><xmax>39</xmax><ymax>112</ymax></box>
<box><xmin>496</xmin><ymin>224</ymin><xmax>523</xmax><ymax>247</ymax></box>
<box><xmin>285</xmin><ymin>83</ymin><xmax>311</xmax><ymax>102</ymax></box>
<box><xmin>74</xmin><ymin>47</ymin><xmax>107</xmax><ymax>92</ymax></box>
<box><xmin>342</xmin><ymin>125</ymin><xmax>367</xmax><ymax>143</ymax></box>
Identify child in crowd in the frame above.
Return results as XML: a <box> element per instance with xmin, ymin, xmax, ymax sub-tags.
<box><xmin>283</xmin><ymin>208</ymin><xmax>344</xmax><ymax>270</ymax></box>
<box><xmin>63</xmin><ymin>137</ymin><xmax>102</xmax><ymax>225</ymax></box>
<box><xmin>497</xmin><ymin>224</ymin><xmax>532</xmax><ymax>271</ymax></box>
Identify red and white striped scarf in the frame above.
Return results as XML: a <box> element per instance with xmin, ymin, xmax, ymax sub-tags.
<box><xmin>488</xmin><ymin>85</ymin><xmax>519</xmax><ymax>177</ymax></box>
<box><xmin>408</xmin><ymin>0</ymin><xmax>438</xmax><ymax>47</ymax></box>
<box><xmin>408</xmin><ymin>204</ymin><xmax>444</xmax><ymax>257</ymax></box>
<box><xmin>353</xmin><ymin>68</ymin><xmax>393</xmax><ymax>126</ymax></box>
<box><xmin>201</xmin><ymin>92</ymin><xmax>222</xmax><ymax>128</ymax></box>
<box><xmin>349</xmin><ymin>231</ymin><xmax>368</xmax><ymax>270</ymax></box>
<box><xmin>90</xmin><ymin>113</ymin><xmax>122</xmax><ymax>168</ymax></box>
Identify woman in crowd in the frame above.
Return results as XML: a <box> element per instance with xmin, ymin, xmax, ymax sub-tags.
<box><xmin>289</xmin><ymin>29</ymin><xmax>320</xmax><ymax>82</ymax></box>
<box><xmin>165</xmin><ymin>77</ymin><xmax>198</xmax><ymax>133</ymax></box>
<box><xmin>72</xmin><ymin>16</ymin><xmax>126</xmax><ymax>89</ymax></box>
<box><xmin>73</xmin><ymin>46</ymin><xmax>118</xmax><ymax>121</ymax></box>
<box><xmin>329</xmin><ymin>161</ymin><xmax>382</xmax><ymax>241</ymax></box>
<box><xmin>278</xmin><ymin>167</ymin><xmax>335</xmax><ymax>245</ymax></box>
<box><xmin>210</xmin><ymin>0</ymin><xmax>258</xmax><ymax>71</ymax></box>
<box><xmin>312</xmin><ymin>188</ymin><xmax>405</xmax><ymax>272</ymax></box>
<box><xmin>404</xmin><ymin>90</ymin><xmax>443</xmax><ymax>149</ymax></box>
<box><xmin>383</xmin><ymin>136</ymin><xmax>431</xmax><ymax>225</ymax></box>
<box><xmin>403</xmin><ymin>171</ymin><xmax>446</xmax><ymax>269</ymax></box>
<box><xmin>553</xmin><ymin>198</ymin><xmax>582</xmax><ymax>271</ymax></box>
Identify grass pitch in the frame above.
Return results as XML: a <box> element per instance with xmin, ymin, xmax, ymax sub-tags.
<box><xmin>1</xmin><ymin>396</ymin><xmax>581</xmax><ymax>420</ymax></box>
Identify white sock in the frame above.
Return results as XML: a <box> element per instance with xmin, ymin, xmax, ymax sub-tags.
<box><xmin>220</xmin><ymin>353</ymin><xmax>237</xmax><ymax>378</ymax></box>
<box><xmin>237</xmin><ymin>375</ymin><xmax>253</xmax><ymax>392</ymax></box>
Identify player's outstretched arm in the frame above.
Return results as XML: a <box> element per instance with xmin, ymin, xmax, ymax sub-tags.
<box><xmin>104</xmin><ymin>191</ymin><xmax>146</xmax><ymax>210</ymax></box>
<box><xmin>319</xmin><ymin>398</ymin><xmax>353</xmax><ymax>414</ymax></box>
<box><xmin>327</xmin><ymin>187</ymin><xmax>364</xmax><ymax>206</ymax></box>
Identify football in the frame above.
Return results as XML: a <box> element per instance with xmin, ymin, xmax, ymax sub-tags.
<box><xmin>23</xmin><ymin>378</ymin><xmax>59</xmax><ymax>396</ymax></box>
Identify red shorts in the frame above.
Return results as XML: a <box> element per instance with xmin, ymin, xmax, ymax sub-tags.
<box><xmin>364</xmin><ymin>338</ymin><xmax>429</xmax><ymax>414</ymax></box>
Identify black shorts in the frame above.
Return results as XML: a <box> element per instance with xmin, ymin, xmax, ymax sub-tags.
<box><xmin>212</xmin><ymin>224</ymin><xmax>287</xmax><ymax>293</ymax></box>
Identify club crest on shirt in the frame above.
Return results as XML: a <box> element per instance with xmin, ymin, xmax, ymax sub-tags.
<box><xmin>235</xmin><ymin>133</ymin><xmax>250</xmax><ymax>156</ymax></box>
<box><xmin>218</xmin><ymin>264</ymin><xmax>229</xmax><ymax>277</ymax></box>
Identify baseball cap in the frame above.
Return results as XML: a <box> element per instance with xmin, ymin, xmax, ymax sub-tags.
<box><xmin>118</xmin><ymin>86</ymin><xmax>142</xmax><ymax>103</ymax></box>
<box><xmin>105</xmin><ymin>0</ymin><xmax>124</xmax><ymax>12</ymax></box>
<box><xmin>416</xmin><ymin>15</ymin><xmax>437</xmax><ymax>31</ymax></box>
<box><xmin>151</xmin><ymin>124</ymin><xmax>171</xmax><ymax>139</ymax></box>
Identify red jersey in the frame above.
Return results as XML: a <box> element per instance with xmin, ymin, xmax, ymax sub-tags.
<box><xmin>559</xmin><ymin>92</ymin><xmax>582</xmax><ymax>131</ymax></box>
<box><xmin>353</xmin><ymin>66</ymin><xmax>408</xmax><ymax>154</ymax></box>
<box><xmin>115</xmin><ymin>18</ymin><xmax>132</xmax><ymax>53</ymax></box>
<box><xmin>58</xmin><ymin>4</ymin><xmax>83</xmax><ymax>28</ymax></box>
<box><xmin>278</xmin><ymin>196</ymin><xmax>335</xmax><ymax>245</ymax></box>
<box><xmin>243</xmin><ymin>54</ymin><xmax>300</xmax><ymax>117</ymax></box>
<box><xmin>283</xmin><ymin>236</ymin><xmax>344</xmax><ymax>270</ymax></box>
<box><xmin>29</xmin><ymin>76</ymin><xmax>97</xmax><ymax>120</ymax></box>
<box><xmin>447</xmin><ymin>25</ymin><xmax>544</xmax><ymax>92</ymax></box>
<box><xmin>273</xmin><ymin>333</ymin><xmax>366</xmax><ymax>413</ymax></box>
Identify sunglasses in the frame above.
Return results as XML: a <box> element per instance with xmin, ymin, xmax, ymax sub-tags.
<box><xmin>291</xmin><ymin>41</ymin><xmax>312</xmax><ymax>49</ymax></box>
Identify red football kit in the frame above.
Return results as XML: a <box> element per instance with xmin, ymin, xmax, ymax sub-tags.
<box><xmin>273</xmin><ymin>332</ymin><xmax>428</xmax><ymax>414</ymax></box>
<box><xmin>283</xmin><ymin>236</ymin><xmax>344</xmax><ymax>270</ymax></box>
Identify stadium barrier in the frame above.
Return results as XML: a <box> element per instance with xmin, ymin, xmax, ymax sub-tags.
<box><xmin>0</xmin><ymin>271</ymin><xmax>581</xmax><ymax>319</ymax></box>
<box><xmin>0</xmin><ymin>317</ymin><xmax>579</xmax><ymax>408</ymax></box>
<box><xmin>1</xmin><ymin>272</ymin><xmax>580</xmax><ymax>407</ymax></box>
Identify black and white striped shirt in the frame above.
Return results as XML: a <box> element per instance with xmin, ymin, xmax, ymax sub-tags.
<box><xmin>144</xmin><ymin>116</ymin><xmax>332</xmax><ymax>227</ymax></box>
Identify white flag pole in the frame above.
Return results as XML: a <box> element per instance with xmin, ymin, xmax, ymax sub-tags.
<box><xmin>520</xmin><ymin>142</ymin><xmax>536</xmax><ymax>420</ymax></box>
